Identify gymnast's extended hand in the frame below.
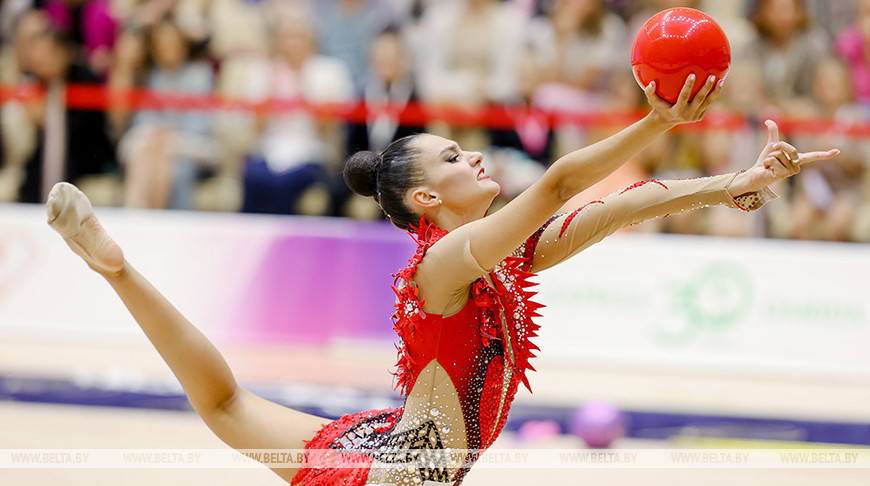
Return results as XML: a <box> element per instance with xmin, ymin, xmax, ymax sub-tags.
<box><xmin>46</xmin><ymin>182</ymin><xmax>327</xmax><ymax>482</ymax></box>
<box><xmin>727</xmin><ymin>120</ymin><xmax>840</xmax><ymax>197</ymax></box>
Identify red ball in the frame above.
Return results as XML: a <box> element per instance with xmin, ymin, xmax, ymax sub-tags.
<box><xmin>631</xmin><ymin>8</ymin><xmax>731</xmax><ymax>104</ymax></box>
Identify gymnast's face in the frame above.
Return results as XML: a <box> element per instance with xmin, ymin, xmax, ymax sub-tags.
<box><xmin>410</xmin><ymin>134</ymin><xmax>500</xmax><ymax>219</ymax></box>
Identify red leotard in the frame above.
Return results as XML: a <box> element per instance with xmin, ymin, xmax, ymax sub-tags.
<box><xmin>292</xmin><ymin>217</ymin><xmax>550</xmax><ymax>486</ymax></box>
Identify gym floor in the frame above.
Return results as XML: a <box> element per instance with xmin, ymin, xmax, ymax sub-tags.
<box><xmin>2</xmin><ymin>335</ymin><xmax>868</xmax><ymax>485</ymax></box>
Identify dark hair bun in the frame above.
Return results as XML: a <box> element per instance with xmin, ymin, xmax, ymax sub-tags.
<box><xmin>344</xmin><ymin>150</ymin><xmax>380</xmax><ymax>197</ymax></box>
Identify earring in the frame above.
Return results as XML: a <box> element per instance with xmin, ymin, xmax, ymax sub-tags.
<box><xmin>438</xmin><ymin>199</ymin><xmax>443</xmax><ymax>205</ymax></box>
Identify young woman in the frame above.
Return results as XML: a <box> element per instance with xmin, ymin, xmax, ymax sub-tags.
<box><xmin>46</xmin><ymin>75</ymin><xmax>838</xmax><ymax>485</ymax></box>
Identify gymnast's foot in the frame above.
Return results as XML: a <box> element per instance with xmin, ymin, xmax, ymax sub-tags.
<box><xmin>46</xmin><ymin>182</ymin><xmax>125</xmax><ymax>277</ymax></box>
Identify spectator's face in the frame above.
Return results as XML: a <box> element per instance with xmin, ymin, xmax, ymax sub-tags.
<box><xmin>723</xmin><ymin>63</ymin><xmax>765</xmax><ymax>115</ymax></box>
<box><xmin>151</xmin><ymin>22</ymin><xmax>188</xmax><ymax>70</ymax></box>
<box><xmin>275</xmin><ymin>25</ymin><xmax>314</xmax><ymax>67</ymax></box>
<box><xmin>759</xmin><ymin>0</ymin><xmax>803</xmax><ymax>39</ymax></box>
<box><xmin>555</xmin><ymin>0</ymin><xmax>600</xmax><ymax>20</ymax></box>
<box><xmin>466</xmin><ymin>0</ymin><xmax>496</xmax><ymax>9</ymax></box>
<box><xmin>28</xmin><ymin>36</ymin><xmax>68</xmax><ymax>81</ymax></box>
<box><xmin>813</xmin><ymin>60</ymin><xmax>851</xmax><ymax>110</ymax></box>
<box><xmin>370</xmin><ymin>34</ymin><xmax>406</xmax><ymax>83</ymax></box>
<box><xmin>14</xmin><ymin>11</ymin><xmax>51</xmax><ymax>72</ymax></box>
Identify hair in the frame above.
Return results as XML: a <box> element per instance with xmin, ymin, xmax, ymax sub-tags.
<box><xmin>145</xmin><ymin>18</ymin><xmax>191</xmax><ymax>66</ymax></box>
<box><xmin>537</xmin><ymin>0</ymin><xmax>608</xmax><ymax>37</ymax></box>
<box><xmin>344</xmin><ymin>135</ymin><xmax>425</xmax><ymax>231</ymax></box>
<box><xmin>752</xmin><ymin>0</ymin><xmax>810</xmax><ymax>39</ymax></box>
<box><xmin>37</xmin><ymin>28</ymin><xmax>74</xmax><ymax>53</ymax></box>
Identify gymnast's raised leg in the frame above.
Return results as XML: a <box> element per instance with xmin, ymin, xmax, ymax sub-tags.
<box><xmin>46</xmin><ymin>182</ymin><xmax>326</xmax><ymax>482</ymax></box>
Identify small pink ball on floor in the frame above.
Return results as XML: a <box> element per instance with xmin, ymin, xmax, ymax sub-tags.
<box><xmin>569</xmin><ymin>400</ymin><xmax>626</xmax><ymax>448</ymax></box>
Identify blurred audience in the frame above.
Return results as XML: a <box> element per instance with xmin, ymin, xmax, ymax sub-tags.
<box><xmin>742</xmin><ymin>0</ymin><xmax>831</xmax><ymax>114</ymax></box>
<box><xmin>112</xmin><ymin>18</ymin><xmax>217</xmax><ymax>210</ymax></box>
<box><xmin>312</xmin><ymin>0</ymin><xmax>400</xmax><ymax>95</ymax></box>
<box><xmin>416</xmin><ymin>0</ymin><xmax>525</xmax><ymax>151</ymax></box>
<box><xmin>786</xmin><ymin>57</ymin><xmax>869</xmax><ymax>242</ymax></box>
<box><xmin>0</xmin><ymin>8</ymin><xmax>47</xmax><ymax>202</ymax></box>
<box><xmin>341</xmin><ymin>26</ymin><xmax>423</xmax><ymax>219</ymax></box>
<box><xmin>238</xmin><ymin>8</ymin><xmax>354</xmax><ymax>215</ymax></box>
<box><xmin>18</xmin><ymin>28</ymin><xmax>117</xmax><ymax>204</ymax></box>
<box><xmin>0</xmin><ymin>0</ymin><xmax>869</xmax><ymax>243</ymax></box>
<box><xmin>530</xmin><ymin>0</ymin><xmax>626</xmax><ymax>94</ymax></box>
<box><xmin>834</xmin><ymin>0</ymin><xmax>870</xmax><ymax>106</ymax></box>
<box><xmin>43</xmin><ymin>0</ymin><xmax>119</xmax><ymax>77</ymax></box>
<box><xmin>527</xmin><ymin>0</ymin><xmax>627</xmax><ymax>158</ymax></box>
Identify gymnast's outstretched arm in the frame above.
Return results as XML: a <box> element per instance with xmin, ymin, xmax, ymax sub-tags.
<box><xmin>416</xmin><ymin>76</ymin><xmax>724</xmax><ymax>313</ymax></box>
<box><xmin>46</xmin><ymin>183</ymin><xmax>325</xmax><ymax>482</ymax></box>
<box><xmin>529</xmin><ymin>120</ymin><xmax>840</xmax><ymax>273</ymax></box>
<box><xmin>463</xmin><ymin>76</ymin><xmax>723</xmax><ymax>273</ymax></box>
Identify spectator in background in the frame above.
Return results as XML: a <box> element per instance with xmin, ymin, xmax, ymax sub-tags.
<box><xmin>112</xmin><ymin>17</ymin><xmax>217</xmax><ymax>210</ymax></box>
<box><xmin>312</xmin><ymin>0</ymin><xmax>399</xmax><ymax>95</ymax></box>
<box><xmin>787</xmin><ymin>57</ymin><xmax>869</xmax><ymax>242</ymax></box>
<box><xmin>834</xmin><ymin>0</ymin><xmax>870</xmax><ymax>106</ymax></box>
<box><xmin>793</xmin><ymin>0</ymin><xmax>858</xmax><ymax>38</ymax></box>
<box><xmin>207</xmin><ymin>0</ymin><xmax>269</xmax><ymax>59</ymax></box>
<box><xmin>0</xmin><ymin>0</ymin><xmax>34</xmax><ymax>43</ymax></box>
<box><xmin>347</xmin><ymin>27</ymin><xmax>422</xmax><ymax>155</ymax></box>
<box><xmin>721</xmin><ymin>61</ymin><xmax>771</xmax><ymax>119</ymax></box>
<box><xmin>490</xmin><ymin>30</ymin><xmax>556</xmax><ymax>164</ymax></box>
<box><xmin>526</xmin><ymin>0</ymin><xmax>627</xmax><ymax>157</ymax></box>
<box><xmin>530</xmin><ymin>0</ymin><xmax>626</xmax><ymax>95</ymax></box>
<box><xmin>0</xmin><ymin>8</ymin><xmax>47</xmax><ymax>202</ymax></box>
<box><xmin>204</xmin><ymin>0</ymin><xmax>273</xmax><ymax>212</ymax></box>
<box><xmin>115</xmin><ymin>0</ymin><xmax>211</xmax><ymax>59</ymax></box>
<box><xmin>43</xmin><ymin>0</ymin><xmax>119</xmax><ymax>77</ymax></box>
<box><xmin>340</xmin><ymin>26</ymin><xmax>424</xmax><ymax>219</ymax></box>
<box><xmin>742</xmin><ymin>0</ymin><xmax>830</xmax><ymax>114</ymax></box>
<box><xmin>416</xmin><ymin>0</ymin><xmax>526</xmax><ymax>151</ymax></box>
<box><xmin>18</xmin><ymin>28</ymin><xmax>117</xmax><ymax>204</ymax></box>
<box><xmin>239</xmin><ymin>9</ymin><xmax>354</xmax><ymax>215</ymax></box>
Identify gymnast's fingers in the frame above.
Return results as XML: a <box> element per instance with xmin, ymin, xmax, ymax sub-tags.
<box><xmin>775</xmin><ymin>142</ymin><xmax>799</xmax><ymax>163</ymax></box>
<box><xmin>674</xmin><ymin>74</ymin><xmax>696</xmax><ymax>108</ymax></box>
<box><xmin>796</xmin><ymin>149</ymin><xmax>841</xmax><ymax>165</ymax></box>
<box><xmin>691</xmin><ymin>75</ymin><xmax>717</xmax><ymax>108</ymax></box>
<box><xmin>765</xmin><ymin>156</ymin><xmax>791</xmax><ymax>178</ymax></box>
<box><xmin>764</xmin><ymin>119</ymin><xmax>780</xmax><ymax>145</ymax></box>
<box><xmin>696</xmin><ymin>78</ymin><xmax>724</xmax><ymax>117</ymax></box>
<box><xmin>772</xmin><ymin>149</ymin><xmax>799</xmax><ymax>174</ymax></box>
<box><xmin>644</xmin><ymin>81</ymin><xmax>673</xmax><ymax>113</ymax></box>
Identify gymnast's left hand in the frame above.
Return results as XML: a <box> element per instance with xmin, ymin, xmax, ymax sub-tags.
<box><xmin>727</xmin><ymin>119</ymin><xmax>840</xmax><ymax>197</ymax></box>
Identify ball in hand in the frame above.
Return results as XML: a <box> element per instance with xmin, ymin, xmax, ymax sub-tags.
<box><xmin>631</xmin><ymin>8</ymin><xmax>731</xmax><ymax>104</ymax></box>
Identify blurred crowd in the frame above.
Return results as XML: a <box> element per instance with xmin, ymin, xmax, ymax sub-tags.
<box><xmin>1</xmin><ymin>0</ymin><xmax>870</xmax><ymax>242</ymax></box>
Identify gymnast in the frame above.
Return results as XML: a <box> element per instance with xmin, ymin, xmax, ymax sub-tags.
<box><xmin>47</xmin><ymin>74</ymin><xmax>838</xmax><ymax>485</ymax></box>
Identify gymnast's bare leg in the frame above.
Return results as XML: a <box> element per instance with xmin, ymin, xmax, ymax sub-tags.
<box><xmin>46</xmin><ymin>182</ymin><xmax>326</xmax><ymax>482</ymax></box>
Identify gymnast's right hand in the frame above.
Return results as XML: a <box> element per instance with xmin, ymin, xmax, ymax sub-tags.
<box><xmin>643</xmin><ymin>73</ymin><xmax>723</xmax><ymax>128</ymax></box>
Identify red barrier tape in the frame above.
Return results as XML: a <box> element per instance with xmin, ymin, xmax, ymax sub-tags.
<box><xmin>2</xmin><ymin>83</ymin><xmax>869</xmax><ymax>137</ymax></box>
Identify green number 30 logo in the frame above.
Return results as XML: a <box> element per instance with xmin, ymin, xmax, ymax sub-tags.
<box><xmin>654</xmin><ymin>263</ymin><xmax>754</xmax><ymax>347</ymax></box>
